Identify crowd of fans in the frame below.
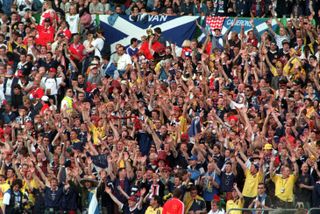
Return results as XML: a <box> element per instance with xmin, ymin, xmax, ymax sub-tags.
<box><xmin>0</xmin><ymin>0</ymin><xmax>319</xmax><ymax>214</ymax></box>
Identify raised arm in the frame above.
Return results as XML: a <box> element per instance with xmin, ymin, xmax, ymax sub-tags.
<box><xmin>105</xmin><ymin>187</ymin><xmax>124</xmax><ymax>209</ymax></box>
<box><xmin>35</xmin><ymin>164</ymin><xmax>50</xmax><ymax>186</ymax></box>
<box><xmin>290</xmin><ymin>153</ymin><xmax>299</xmax><ymax>177</ymax></box>
<box><xmin>235</xmin><ymin>154</ymin><xmax>247</xmax><ymax>172</ymax></box>
<box><xmin>233</xmin><ymin>183</ymin><xmax>243</xmax><ymax>199</ymax></box>
<box><xmin>267</xmin><ymin>19</ymin><xmax>276</xmax><ymax>37</ymax></box>
<box><xmin>269</xmin><ymin>155</ymin><xmax>276</xmax><ymax>178</ymax></box>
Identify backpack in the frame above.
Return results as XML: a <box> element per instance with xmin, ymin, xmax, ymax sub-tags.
<box><xmin>98</xmin><ymin>38</ymin><xmax>110</xmax><ymax>57</ymax></box>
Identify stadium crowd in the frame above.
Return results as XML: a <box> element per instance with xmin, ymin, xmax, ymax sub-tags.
<box><xmin>0</xmin><ymin>0</ymin><xmax>319</xmax><ymax>214</ymax></box>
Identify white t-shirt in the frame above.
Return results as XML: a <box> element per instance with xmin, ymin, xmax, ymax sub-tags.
<box><xmin>275</xmin><ymin>34</ymin><xmax>290</xmax><ymax>49</ymax></box>
<box><xmin>5</xmin><ymin>78</ymin><xmax>13</xmax><ymax>96</ymax></box>
<box><xmin>117</xmin><ymin>54</ymin><xmax>132</xmax><ymax>71</ymax></box>
<box><xmin>41</xmin><ymin>77</ymin><xmax>62</xmax><ymax>96</ymax></box>
<box><xmin>66</xmin><ymin>14</ymin><xmax>80</xmax><ymax>34</ymax></box>
<box><xmin>92</xmin><ymin>38</ymin><xmax>104</xmax><ymax>58</ymax></box>
<box><xmin>0</xmin><ymin>83</ymin><xmax>5</xmax><ymax>106</ymax></box>
<box><xmin>3</xmin><ymin>191</ymin><xmax>11</xmax><ymax>205</ymax></box>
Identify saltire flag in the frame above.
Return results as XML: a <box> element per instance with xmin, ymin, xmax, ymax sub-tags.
<box><xmin>206</xmin><ymin>16</ymin><xmax>227</xmax><ymax>32</ymax></box>
<box><xmin>88</xmin><ymin>189</ymin><xmax>99</xmax><ymax>214</ymax></box>
<box><xmin>99</xmin><ymin>14</ymin><xmax>199</xmax><ymax>52</ymax></box>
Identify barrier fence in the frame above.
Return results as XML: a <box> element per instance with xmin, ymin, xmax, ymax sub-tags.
<box><xmin>308</xmin><ymin>208</ymin><xmax>320</xmax><ymax>214</ymax></box>
<box><xmin>227</xmin><ymin>208</ymin><xmax>307</xmax><ymax>214</ymax></box>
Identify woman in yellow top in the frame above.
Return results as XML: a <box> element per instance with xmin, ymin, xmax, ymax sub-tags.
<box><xmin>86</xmin><ymin>114</ymin><xmax>107</xmax><ymax>145</ymax></box>
<box><xmin>269</xmin><ymin>154</ymin><xmax>299</xmax><ymax>208</ymax></box>
<box><xmin>226</xmin><ymin>183</ymin><xmax>244</xmax><ymax>214</ymax></box>
<box><xmin>145</xmin><ymin>195</ymin><xmax>163</xmax><ymax>214</ymax></box>
<box><xmin>0</xmin><ymin>174</ymin><xmax>10</xmax><ymax>210</ymax></box>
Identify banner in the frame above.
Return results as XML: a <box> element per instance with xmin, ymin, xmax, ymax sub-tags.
<box><xmin>99</xmin><ymin>15</ymin><xmax>281</xmax><ymax>53</ymax></box>
<box><xmin>221</xmin><ymin>17</ymin><xmax>279</xmax><ymax>36</ymax></box>
<box><xmin>99</xmin><ymin>14</ymin><xmax>198</xmax><ymax>52</ymax></box>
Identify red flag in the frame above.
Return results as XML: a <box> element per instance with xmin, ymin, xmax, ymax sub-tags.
<box><xmin>206</xmin><ymin>16</ymin><xmax>226</xmax><ymax>31</ymax></box>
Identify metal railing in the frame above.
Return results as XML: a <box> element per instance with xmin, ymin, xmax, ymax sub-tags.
<box><xmin>308</xmin><ymin>208</ymin><xmax>320</xmax><ymax>214</ymax></box>
<box><xmin>227</xmin><ymin>208</ymin><xmax>302</xmax><ymax>214</ymax></box>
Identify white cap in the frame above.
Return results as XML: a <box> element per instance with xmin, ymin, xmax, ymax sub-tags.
<box><xmin>41</xmin><ymin>96</ymin><xmax>49</xmax><ymax>102</ymax></box>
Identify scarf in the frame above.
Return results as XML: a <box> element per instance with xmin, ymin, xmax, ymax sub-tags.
<box><xmin>253</xmin><ymin>193</ymin><xmax>267</xmax><ymax>214</ymax></box>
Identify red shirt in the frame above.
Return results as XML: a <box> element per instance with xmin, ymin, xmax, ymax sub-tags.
<box><xmin>162</xmin><ymin>198</ymin><xmax>184</xmax><ymax>214</ymax></box>
<box><xmin>139</xmin><ymin>41</ymin><xmax>164</xmax><ymax>60</ymax></box>
<box><xmin>205</xmin><ymin>41</ymin><xmax>212</xmax><ymax>54</ymax></box>
<box><xmin>23</xmin><ymin>36</ymin><xmax>29</xmax><ymax>46</ymax></box>
<box><xmin>59</xmin><ymin>28</ymin><xmax>72</xmax><ymax>40</ymax></box>
<box><xmin>69</xmin><ymin>43</ymin><xmax>85</xmax><ymax>61</ymax></box>
<box><xmin>40</xmin><ymin>9</ymin><xmax>58</xmax><ymax>26</ymax></box>
<box><xmin>29</xmin><ymin>87</ymin><xmax>44</xmax><ymax>99</ymax></box>
<box><xmin>35</xmin><ymin>25</ymin><xmax>55</xmax><ymax>46</ymax></box>
<box><xmin>40</xmin><ymin>103</ymin><xmax>49</xmax><ymax>114</ymax></box>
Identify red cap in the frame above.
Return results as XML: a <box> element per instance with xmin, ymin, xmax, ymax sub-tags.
<box><xmin>49</xmin><ymin>67</ymin><xmax>57</xmax><ymax>73</ymax></box>
<box><xmin>228</xmin><ymin>115</ymin><xmax>238</xmax><ymax>122</ymax></box>
<box><xmin>213</xmin><ymin>194</ymin><xmax>220</xmax><ymax>202</ymax></box>
<box><xmin>128</xmin><ymin>195</ymin><xmax>137</xmax><ymax>202</ymax></box>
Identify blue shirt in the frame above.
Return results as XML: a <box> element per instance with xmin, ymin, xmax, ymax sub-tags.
<box><xmin>187</xmin><ymin>166</ymin><xmax>202</xmax><ymax>181</ymax></box>
<box><xmin>136</xmin><ymin>132</ymin><xmax>153</xmax><ymax>156</ymax></box>
<box><xmin>126</xmin><ymin>46</ymin><xmax>138</xmax><ymax>57</ymax></box>
<box><xmin>44</xmin><ymin>186</ymin><xmax>64</xmax><ymax>209</ymax></box>
<box><xmin>202</xmin><ymin>172</ymin><xmax>221</xmax><ymax>201</ymax></box>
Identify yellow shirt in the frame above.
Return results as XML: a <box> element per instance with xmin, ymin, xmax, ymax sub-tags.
<box><xmin>21</xmin><ymin>179</ymin><xmax>39</xmax><ymax>206</ymax></box>
<box><xmin>0</xmin><ymin>182</ymin><xmax>10</xmax><ymax>206</ymax></box>
<box><xmin>145</xmin><ymin>206</ymin><xmax>163</xmax><ymax>214</ymax></box>
<box><xmin>283</xmin><ymin>57</ymin><xmax>302</xmax><ymax>77</ymax></box>
<box><xmin>179</xmin><ymin>116</ymin><xmax>187</xmax><ymax>133</ymax></box>
<box><xmin>306</xmin><ymin>106</ymin><xmax>315</xmax><ymax>118</ymax></box>
<box><xmin>89</xmin><ymin>123</ymin><xmax>106</xmax><ymax>145</ymax></box>
<box><xmin>272</xmin><ymin>174</ymin><xmax>296</xmax><ymax>202</ymax></box>
<box><xmin>270</xmin><ymin>66</ymin><xmax>278</xmax><ymax>77</ymax></box>
<box><xmin>226</xmin><ymin>198</ymin><xmax>244</xmax><ymax>214</ymax></box>
<box><xmin>242</xmin><ymin>169</ymin><xmax>263</xmax><ymax>198</ymax></box>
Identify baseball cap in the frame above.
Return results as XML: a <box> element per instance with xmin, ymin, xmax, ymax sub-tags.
<box><xmin>264</xmin><ymin>143</ymin><xmax>273</xmax><ymax>150</ymax></box>
<box><xmin>188</xmin><ymin>155</ymin><xmax>198</xmax><ymax>161</ymax></box>
<box><xmin>49</xmin><ymin>67</ymin><xmax>57</xmax><ymax>73</ymax></box>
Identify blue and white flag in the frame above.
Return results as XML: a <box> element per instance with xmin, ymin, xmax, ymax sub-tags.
<box><xmin>88</xmin><ymin>190</ymin><xmax>99</xmax><ymax>214</ymax></box>
<box><xmin>196</xmin><ymin>17</ymin><xmax>280</xmax><ymax>42</ymax></box>
<box><xmin>99</xmin><ymin>14</ymin><xmax>199</xmax><ymax>52</ymax></box>
<box><xmin>221</xmin><ymin>17</ymin><xmax>279</xmax><ymax>37</ymax></box>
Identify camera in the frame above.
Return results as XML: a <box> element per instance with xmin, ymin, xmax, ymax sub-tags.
<box><xmin>107</xmin><ymin>182</ymin><xmax>114</xmax><ymax>189</ymax></box>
